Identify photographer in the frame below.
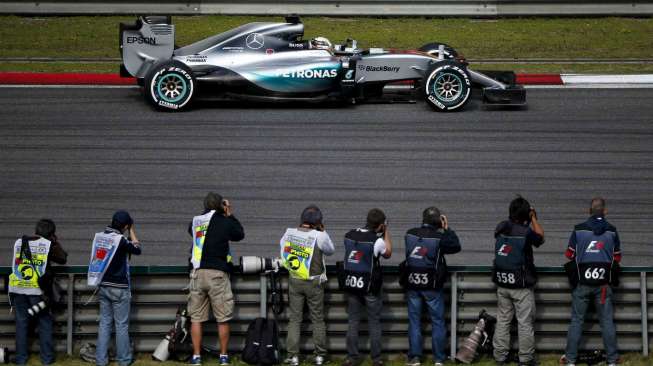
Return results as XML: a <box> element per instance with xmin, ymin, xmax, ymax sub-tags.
<box><xmin>342</xmin><ymin>208</ymin><xmax>392</xmax><ymax>366</ymax></box>
<box><xmin>280</xmin><ymin>205</ymin><xmax>335</xmax><ymax>366</ymax></box>
<box><xmin>561</xmin><ymin>197</ymin><xmax>620</xmax><ymax>366</ymax></box>
<box><xmin>8</xmin><ymin>218</ymin><xmax>67</xmax><ymax>365</ymax></box>
<box><xmin>91</xmin><ymin>211</ymin><xmax>141</xmax><ymax>366</ymax></box>
<box><xmin>187</xmin><ymin>192</ymin><xmax>244</xmax><ymax>366</ymax></box>
<box><xmin>491</xmin><ymin>196</ymin><xmax>544</xmax><ymax>366</ymax></box>
<box><xmin>404</xmin><ymin>207</ymin><xmax>460</xmax><ymax>366</ymax></box>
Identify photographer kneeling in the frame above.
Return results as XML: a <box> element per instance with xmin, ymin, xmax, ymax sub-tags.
<box><xmin>8</xmin><ymin>219</ymin><xmax>68</xmax><ymax>365</ymax></box>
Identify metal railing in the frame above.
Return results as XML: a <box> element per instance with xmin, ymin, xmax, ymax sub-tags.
<box><xmin>1</xmin><ymin>0</ymin><xmax>653</xmax><ymax>16</ymax></box>
<box><xmin>1</xmin><ymin>265</ymin><xmax>651</xmax><ymax>358</ymax></box>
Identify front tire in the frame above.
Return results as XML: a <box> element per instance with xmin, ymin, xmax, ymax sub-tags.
<box><xmin>422</xmin><ymin>61</ymin><xmax>471</xmax><ymax>112</ymax></box>
<box><xmin>145</xmin><ymin>61</ymin><xmax>195</xmax><ymax>111</ymax></box>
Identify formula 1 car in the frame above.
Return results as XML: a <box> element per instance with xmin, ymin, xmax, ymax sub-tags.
<box><xmin>120</xmin><ymin>15</ymin><xmax>525</xmax><ymax>111</ymax></box>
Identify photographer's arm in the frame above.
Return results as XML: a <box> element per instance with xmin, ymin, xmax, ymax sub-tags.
<box><xmin>381</xmin><ymin>225</ymin><xmax>392</xmax><ymax>259</ymax></box>
<box><xmin>530</xmin><ymin>211</ymin><xmax>544</xmax><ymax>244</ymax></box>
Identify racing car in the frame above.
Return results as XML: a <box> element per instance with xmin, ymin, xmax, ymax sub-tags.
<box><xmin>120</xmin><ymin>15</ymin><xmax>525</xmax><ymax>111</ymax></box>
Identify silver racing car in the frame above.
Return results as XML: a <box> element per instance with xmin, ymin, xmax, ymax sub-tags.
<box><xmin>120</xmin><ymin>15</ymin><xmax>525</xmax><ymax>111</ymax></box>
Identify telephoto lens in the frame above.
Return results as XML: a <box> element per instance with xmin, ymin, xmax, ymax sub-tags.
<box><xmin>27</xmin><ymin>301</ymin><xmax>47</xmax><ymax>317</ymax></box>
<box><xmin>0</xmin><ymin>347</ymin><xmax>11</xmax><ymax>364</ymax></box>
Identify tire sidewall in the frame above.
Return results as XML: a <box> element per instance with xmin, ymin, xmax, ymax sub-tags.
<box><xmin>147</xmin><ymin>62</ymin><xmax>195</xmax><ymax>111</ymax></box>
<box><xmin>424</xmin><ymin>63</ymin><xmax>471</xmax><ymax>111</ymax></box>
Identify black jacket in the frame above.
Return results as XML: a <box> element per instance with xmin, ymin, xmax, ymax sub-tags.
<box><xmin>101</xmin><ymin>228</ymin><xmax>142</xmax><ymax>288</ymax></box>
<box><xmin>197</xmin><ymin>214</ymin><xmax>244</xmax><ymax>273</ymax></box>
<box><xmin>406</xmin><ymin>225</ymin><xmax>461</xmax><ymax>289</ymax></box>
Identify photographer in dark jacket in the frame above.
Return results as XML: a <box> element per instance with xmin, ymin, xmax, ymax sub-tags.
<box><xmin>492</xmin><ymin>196</ymin><xmax>544</xmax><ymax>366</ymax></box>
<box><xmin>188</xmin><ymin>192</ymin><xmax>245</xmax><ymax>366</ymax></box>
<box><xmin>8</xmin><ymin>219</ymin><xmax>67</xmax><ymax>365</ymax></box>
<box><xmin>561</xmin><ymin>197</ymin><xmax>620</xmax><ymax>366</ymax></box>
<box><xmin>404</xmin><ymin>207</ymin><xmax>461</xmax><ymax>366</ymax></box>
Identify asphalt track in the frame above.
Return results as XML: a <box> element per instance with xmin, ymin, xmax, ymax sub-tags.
<box><xmin>1</xmin><ymin>87</ymin><xmax>652</xmax><ymax>267</ymax></box>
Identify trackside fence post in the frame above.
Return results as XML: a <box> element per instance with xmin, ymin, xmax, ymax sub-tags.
<box><xmin>260</xmin><ymin>273</ymin><xmax>267</xmax><ymax>318</ymax></box>
<box><xmin>641</xmin><ymin>271</ymin><xmax>649</xmax><ymax>356</ymax></box>
<box><xmin>450</xmin><ymin>272</ymin><xmax>458</xmax><ymax>360</ymax></box>
<box><xmin>66</xmin><ymin>273</ymin><xmax>75</xmax><ymax>356</ymax></box>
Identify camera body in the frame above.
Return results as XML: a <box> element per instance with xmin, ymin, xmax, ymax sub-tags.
<box><xmin>241</xmin><ymin>256</ymin><xmax>283</xmax><ymax>274</ymax></box>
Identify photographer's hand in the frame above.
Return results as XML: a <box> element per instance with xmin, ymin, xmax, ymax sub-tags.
<box><xmin>382</xmin><ymin>224</ymin><xmax>392</xmax><ymax>258</ymax></box>
<box><xmin>223</xmin><ymin>199</ymin><xmax>232</xmax><ymax>217</ymax></box>
<box><xmin>440</xmin><ymin>215</ymin><xmax>449</xmax><ymax>230</ymax></box>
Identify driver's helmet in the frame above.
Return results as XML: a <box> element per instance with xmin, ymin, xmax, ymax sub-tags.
<box><xmin>311</xmin><ymin>37</ymin><xmax>333</xmax><ymax>51</ymax></box>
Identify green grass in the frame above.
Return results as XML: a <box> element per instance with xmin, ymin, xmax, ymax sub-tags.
<box><xmin>0</xmin><ymin>16</ymin><xmax>653</xmax><ymax>74</ymax></box>
<box><xmin>22</xmin><ymin>353</ymin><xmax>653</xmax><ymax>366</ymax></box>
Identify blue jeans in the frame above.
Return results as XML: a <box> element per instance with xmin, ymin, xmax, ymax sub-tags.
<box><xmin>565</xmin><ymin>285</ymin><xmax>619</xmax><ymax>363</ymax></box>
<box><xmin>10</xmin><ymin>293</ymin><xmax>55</xmax><ymax>365</ymax></box>
<box><xmin>96</xmin><ymin>286</ymin><xmax>132</xmax><ymax>366</ymax></box>
<box><xmin>407</xmin><ymin>289</ymin><xmax>446</xmax><ymax>362</ymax></box>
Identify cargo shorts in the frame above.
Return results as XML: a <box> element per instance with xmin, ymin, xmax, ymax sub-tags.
<box><xmin>187</xmin><ymin>269</ymin><xmax>234</xmax><ymax>323</ymax></box>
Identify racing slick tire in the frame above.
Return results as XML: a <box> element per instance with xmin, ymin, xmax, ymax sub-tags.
<box><xmin>422</xmin><ymin>61</ymin><xmax>471</xmax><ymax>112</ymax></box>
<box><xmin>145</xmin><ymin>61</ymin><xmax>196</xmax><ymax>111</ymax></box>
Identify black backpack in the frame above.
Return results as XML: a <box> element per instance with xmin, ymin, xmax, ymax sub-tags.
<box><xmin>168</xmin><ymin>307</ymin><xmax>193</xmax><ymax>361</ymax></box>
<box><xmin>242</xmin><ymin>318</ymin><xmax>280</xmax><ymax>365</ymax></box>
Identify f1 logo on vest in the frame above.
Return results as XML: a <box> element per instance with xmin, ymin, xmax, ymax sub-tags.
<box><xmin>410</xmin><ymin>246</ymin><xmax>428</xmax><ymax>259</ymax></box>
<box><xmin>587</xmin><ymin>240</ymin><xmax>605</xmax><ymax>253</ymax></box>
<box><xmin>497</xmin><ymin>244</ymin><xmax>512</xmax><ymax>256</ymax></box>
<box><xmin>348</xmin><ymin>250</ymin><xmax>364</xmax><ymax>264</ymax></box>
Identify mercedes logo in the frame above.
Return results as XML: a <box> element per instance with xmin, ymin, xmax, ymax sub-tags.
<box><xmin>246</xmin><ymin>33</ymin><xmax>264</xmax><ymax>50</ymax></box>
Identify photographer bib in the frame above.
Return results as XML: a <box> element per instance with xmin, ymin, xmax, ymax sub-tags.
<box><xmin>281</xmin><ymin>228</ymin><xmax>318</xmax><ymax>280</ymax></box>
<box><xmin>575</xmin><ymin>230</ymin><xmax>616</xmax><ymax>286</ymax></box>
<box><xmin>87</xmin><ymin>231</ymin><xmax>122</xmax><ymax>287</ymax></box>
<box><xmin>404</xmin><ymin>234</ymin><xmax>440</xmax><ymax>290</ymax></box>
<box><xmin>342</xmin><ymin>229</ymin><xmax>380</xmax><ymax>295</ymax></box>
<box><xmin>492</xmin><ymin>235</ymin><xmax>527</xmax><ymax>289</ymax></box>
<box><xmin>190</xmin><ymin>210</ymin><xmax>215</xmax><ymax>270</ymax></box>
<box><xmin>8</xmin><ymin>237</ymin><xmax>51</xmax><ymax>295</ymax></box>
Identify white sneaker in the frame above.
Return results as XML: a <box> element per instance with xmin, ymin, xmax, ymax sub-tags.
<box><xmin>314</xmin><ymin>355</ymin><xmax>325</xmax><ymax>366</ymax></box>
<box><xmin>285</xmin><ymin>356</ymin><xmax>299</xmax><ymax>366</ymax></box>
<box><xmin>434</xmin><ymin>363</ymin><xmax>445</xmax><ymax>366</ymax></box>
<box><xmin>406</xmin><ymin>357</ymin><xmax>421</xmax><ymax>366</ymax></box>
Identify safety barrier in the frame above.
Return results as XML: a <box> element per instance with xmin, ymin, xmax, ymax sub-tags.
<box><xmin>1</xmin><ymin>265</ymin><xmax>651</xmax><ymax>358</ymax></box>
<box><xmin>1</xmin><ymin>0</ymin><xmax>653</xmax><ymax>16</ymax></box>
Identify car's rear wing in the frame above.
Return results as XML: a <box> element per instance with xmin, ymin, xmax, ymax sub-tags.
<box><xmin>120</xmin><ymin>16</ymin><xmax>175</xmax><ymax>79</ymax></box>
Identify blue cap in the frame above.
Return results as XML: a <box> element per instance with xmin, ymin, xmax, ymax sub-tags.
<box><xmin>112</xmin><ymin>210</ymin><xmax>133</xmax><ymax>227</ymax></box>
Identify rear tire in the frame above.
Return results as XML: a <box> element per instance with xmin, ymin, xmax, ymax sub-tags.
<box><xmin>422</xmin><ymin>61</ymin><xmax>471</xmax><ymax>112</ymax></box>
<box><xmin>145</xmin><ymin>61</ymin><xmax>195</xmax><ymax>111</ymax></box>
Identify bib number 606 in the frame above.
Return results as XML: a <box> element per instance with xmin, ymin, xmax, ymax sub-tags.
<box><xmin>584</xmin><ymin>267</ymin><xmax>606</xmax><ymax>280</ymax></box>
<box><xmin>345</xmin><ymin>275</ymin><xmax>365</xmax><ymax>289</ymax></box>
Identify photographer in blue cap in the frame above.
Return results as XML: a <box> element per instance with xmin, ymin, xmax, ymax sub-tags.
<box><xmin>88</xmin><ymin>210</ymin><xmax>141</xmax><ymax>366</ymax></box>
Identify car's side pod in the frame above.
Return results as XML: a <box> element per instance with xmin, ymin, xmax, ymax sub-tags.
<box><xmin>120</xmin><ymin>16</ymin><xmax>175</xmax><ymax>79</ymax></box>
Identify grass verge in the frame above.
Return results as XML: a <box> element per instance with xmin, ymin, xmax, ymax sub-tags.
<box><xmin>0</xmin><ymin>15</ymin><xmax>652</xmax><ymax>74</ymax></box>
<box><xmin>23</xmin><ymin>353</ymin><xmax>653</xmax><ymax>366</ymax></box>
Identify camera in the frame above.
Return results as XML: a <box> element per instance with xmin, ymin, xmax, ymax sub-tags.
<box><xmin>0</xmin><ymin>347</ymin><xmax>12</xmax><ymax>364</ymax></box>
<box><xmin>240</xmin><ymin>256</ymin><xmax>283</xmax><ymax>274</ymax></box>
<box><xmin>27</xmin><ymin>301</ymin><xmax>47</xmax><ymax>317</ymax></box>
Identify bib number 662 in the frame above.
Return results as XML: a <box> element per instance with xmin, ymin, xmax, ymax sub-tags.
<box><xmin>584</xmin><ymin>267</ymin><xmax>606</xmax><ymax>280</ymax></box>
<box><xmin>345</xmin><ymin>275</ymin><xmax>365</xmax><ymax>289</ymax></box>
